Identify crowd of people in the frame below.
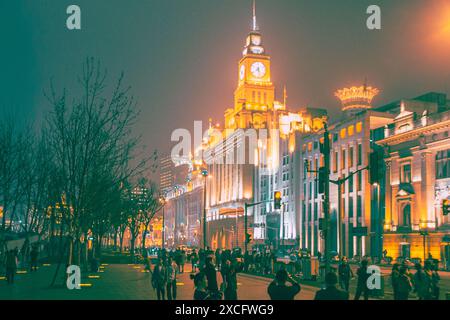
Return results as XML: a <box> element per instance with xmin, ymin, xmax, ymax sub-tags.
<box><xmin>147</xmin><ymin>246</ymin><xmax>444</xmax><ymax>301</ymax></box>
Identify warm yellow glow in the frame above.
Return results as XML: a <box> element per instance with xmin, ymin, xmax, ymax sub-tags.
<box><xmin>88</xmin><ymin>275</ymin><xmax>100</xmax><ymax>279</ymax></box>
<box><xmin>356</xmin><ymin>122</ymin><xmax>363</xmax><ymax>133</ymax></box>
<box><xmin>335</xmin><ymin>86</ymin><xmax>380</xmax><ymax>111</ymax></box>
<box><xmin>16</xmin><ymin>271</ymin><xmax>27</xmax><ymax>274</ymax></box>
<box><xmin>79</xmin><ymin>283</ymin><xmax>93</xmax><ymax>287</ymax></box>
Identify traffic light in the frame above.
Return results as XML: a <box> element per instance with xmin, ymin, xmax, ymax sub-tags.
<box><xmin>274</xmin><ymin>191</ymin><xmax>282</xmax><ymax>210</ymax></box>
<box><xmin>443</xmin><ymin>199</ymin><xmax>450</xmax><ymax>216</ymax></box>
<box><xmin>318</xmin><ymin>167</ymin><xmax>327</xmax><ymax>194</ymax></box>
<box><xmin>245</xmin><ymin>233</ymin><xmax>252</xmax><ymax>244</ymax></box>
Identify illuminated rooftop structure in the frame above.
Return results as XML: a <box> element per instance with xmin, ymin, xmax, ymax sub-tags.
<box><xmin>335</xmin><ymin>85</ymin><xmax>380</xmax><ymax>117</ymax></box>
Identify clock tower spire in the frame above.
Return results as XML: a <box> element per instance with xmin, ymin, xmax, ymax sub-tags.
<box><xmin>224</xmin><ymin>0</ymin><xmax>276</xmax><ymax>129</ymax></box>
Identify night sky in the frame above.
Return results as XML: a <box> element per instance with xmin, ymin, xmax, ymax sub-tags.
<box><xmin>2</xmin><ymin>0</ymin><xmax>450</xmax><ymax>157</ymax></box>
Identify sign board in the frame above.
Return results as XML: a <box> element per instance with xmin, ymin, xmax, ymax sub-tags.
<box><xmin>352</xmin><ymin>226</ymin><xmax>368</xmax><ymax>237</ymax></box>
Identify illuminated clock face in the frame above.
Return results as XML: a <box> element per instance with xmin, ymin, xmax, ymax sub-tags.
<box><xmin>240</xmin><ymin>65</ymin><xmax>245</xmax><ymax>80</ymax></box>
<box><xmin>251</xmin><ymin>62</ymin><xmax>266</xmax><ymax>78</ymax></box>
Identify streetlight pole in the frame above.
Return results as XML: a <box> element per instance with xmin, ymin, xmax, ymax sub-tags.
<box><xmin>202</xmin><ymin>170</ymin><xmax>208</xmax><ymax>250</ymax></box>
<box><xmin>162</xmin><ymin>206</ymin><xmax>165</xmax><ymax>249</ymax></box>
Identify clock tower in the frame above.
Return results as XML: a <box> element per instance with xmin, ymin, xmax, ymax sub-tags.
<box><xmin>226</xmin><ymin>0</ymin><xmax>276</xmax><ymax>130</ymax></box>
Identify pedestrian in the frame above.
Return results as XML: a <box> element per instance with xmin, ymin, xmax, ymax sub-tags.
<box><xmin>166</xmin><ymin>257</ymin><xmax>178</xmax><ymax>300</ymax></box>
<box><xmin>29</xmin><ymin>245</ymin><xmax>39</xmax><ymax>272</ymax></box>
<box><xmin>338</xmin><ymin>256</ymin><xmax>353</xmax><ymax>292</ymax></box>
<box><xmin>179</xmin><ymin>250</ymin><xmax>186</xmax><ymax>273</ymax></box>
<box><xmin>6</xmin><ymin>250</ymin><xmax>17</xmax><ymax>285</ymax></box>
<box><xmin>390</xmin><ymin>263</ymin><xmax>400</xmax><ymax>300</ymax></box>
<box><xmin>152</xmin><ymin>259</ymin><xmax>167</xmax><ymax>300</ymax></box>
<box><xmin>267</xmin><ymin>269</ymin><xmax>301</xmax><ymax>300</ymax></box>
<box><xmin>395</xmin><ymin>266</ymin><xmax>412</xmax><ymax>300</ymax></box>
<box><xmin>204</xmin><ymin>255</ymin><xmax>221</xmax><ymax>300</ymax></box>
<box><xmin>222</xmin><ymin>258</ymin><xmax>244</xmax><ymax>300</ymax></box>
<box><xmin>192</xmin><ymin>272</ymin><xmax>210</xmax><ymax>300</ymax></box>
<box><xmin>215</xmin><ymin>249</ymin><xmax>222</xmax><ymax>271</ymax></box>
<box><xmin>315</xmin><ymin>272</ymin><xmax>349</xmax><ymax>300</ymax></box>
<box><xmin>430</xmin><ymin>263</ymin><xmax>440</xmax><ymax>300</ymax></box>
<box><xmin>413</xmin><ymin>263</ymin><xmax>432</xmax><ymax>300</ymax></box>
<box><xmin>354</xmin><ymin>259</ymin><xmax>370</xmax><ymax>300</ymax></box>
<box><xmin>190</xmin><ymin>249</ymin><xmax>199</xmax><ymax>273</ymax></box>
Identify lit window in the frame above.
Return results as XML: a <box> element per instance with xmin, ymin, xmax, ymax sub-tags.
<box><xmin>356</xmin><ymin>122</ymin><xmax>363</xmax><ymax>133</ymax></box>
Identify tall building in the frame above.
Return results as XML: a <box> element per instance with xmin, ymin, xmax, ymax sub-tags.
<box><xmin>204</xmin><ymin>2</ymin><xmax>324</xmax><ymax>250</ymax></box>
<box><xmin>300</xmin><ymin>85</ymin><xmax>394</xmax><ymax>259</ymax></box>
<box><xmin>160</xmin><ymin>155</ymin><xmax>174</xmax><ymax>192</ymax></box>
<box><xmin>377</xmin><ymin>92</ymin><xmax>450</xmax><ymax>266</ymax></box>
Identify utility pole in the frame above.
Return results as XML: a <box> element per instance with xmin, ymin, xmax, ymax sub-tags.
<box><xmin>322</xmin><ymin>123</ymin><xmax>331</xmax><ymax>274</ymax></box>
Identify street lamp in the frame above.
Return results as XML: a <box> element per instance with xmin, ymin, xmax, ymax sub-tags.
<box><xmin>419</xmin><ymin>223</ymin><xmax>430</xmax><ymax>264</ymax></box>
<box><xmin>201</xmin><ymin>169</ymin><xmax>208</xmax><ymax>250</ymax></box>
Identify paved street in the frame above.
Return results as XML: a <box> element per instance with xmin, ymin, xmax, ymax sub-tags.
<box><xmin>1</xmin><ymin>262</ymin><xmax>449</xmax><ymax>300</ymax></box>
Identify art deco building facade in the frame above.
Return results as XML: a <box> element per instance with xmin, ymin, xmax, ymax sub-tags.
<box><xmin>377</xmin><ymin>92</ymin><xmax>450</xmax><ymax>265</ymax></box>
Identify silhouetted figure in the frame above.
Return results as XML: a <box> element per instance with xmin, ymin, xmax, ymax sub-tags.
<box><xmin>315</xmin><ymin>272</ymin><xmax>349</xmax><ymax>300</ymax></box>
<box><xmin>338</xmin><ymin>257</ymin><xmax>353</xmax><ymax>292</ymax></box>
<box><xmin>166</xmin><ymin>257</ymin><xmax>178</xmax><ymax>300</ymax></box>
<box><xmin>268</xmin><ymin>269</ymin><xmax>301</xmax><ymax>300</ymax></box>
<box><xmin>396</xmin><ymin>266</ymin><xmax>412</xmax><ymax>300</ymax></box>
<box><xmin>413</xmin><ymin>263</ymin><xmax>431</xmax><ymax>300</ymax></box>
<box><xmin>193</xmin><ymin>272</ymin><xmax>210</xmax><ymax>300</ymax></box>
<box><xmin>203</xmin><ymin>256</ymin><xmax>221</xmax><ymax>299</ymax></box>
<box><xmin>354</xmin><ymin>259</ymin><xmax>370</xmax><ymax>300</ymax></box>
<box><xmin>222</xmin><ymin>258</ymin><xmax>244</xmax><ymax>300</ymax></box>
<box><xmin>6</xmin><ymin>250</ymin><xmax>17</xmax><ymax>285</ymax></box>
<box><xmin>390</xmin><ymin>263</ymin><xmax>400</xmax><ymax>300</ymax></box>
<box><xmin>152</xmin><ymin>259</ymin><xmax>167</xmax><ymax>300</ymax></box>
<box><xmin>30</xmin><ymin>245</ymin><xmax>39</xmax><ymax>272</ymax></box>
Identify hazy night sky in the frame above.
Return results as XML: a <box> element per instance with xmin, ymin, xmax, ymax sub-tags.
<box><xmin>2</xmin><ymin>0</ymin><xmax>450</xmax><ymax>157</ymax></box>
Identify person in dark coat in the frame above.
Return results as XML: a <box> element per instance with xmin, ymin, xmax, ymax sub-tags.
<box><xmin>30</xmin><ymin>245</ymin><xmax>39</xmax><ymax>272</ymax></box>
<box><xmin>354</xmin><ymin>259</ymin><xmax>370</xmax><ymax>300</ymax></box>
<box><xmin>396</xmin><ymin>266</ymin><xmax>413</xmax><ymax>300</ymax></box>
<box><xmin>338</xmin><ymin>257</ymin><xmax>353</xmax><ymax>292</ymax></box>
<box><xmin>315</xmin><ymin>272</ymin><xmax>349</xmax><ymax>300</ymax></box>
<box><xmin>203</xmin><ymin>256</ymin><xmax>220</xmax><ymax>299</ymax></box>
<box><xmin>267</xmin><ymin>269</ymin><xmax>301</xmax><ymax>300</ymax></box>
<box><xmin>222</xmin><ymin>258</ymin><xmax>244</xmax><ymax>300</ymax></box>
<box><xmin>6</xmin><ymin>250</ymin><xmax>18</xmax><ymax>285</ymax></box>
<box><xmin>390</xmin><ymin>264</ymin><xmax>400</xmax><ymax>300</ymax></box>
<box><xmin>152</xmin><ymin>259</ymin><xmax>167</xmax><ymax>300</ymax></box>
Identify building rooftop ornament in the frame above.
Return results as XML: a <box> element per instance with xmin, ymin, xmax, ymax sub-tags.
<box><xmin>335</xmin><ymin>85</ymin><xmax>380</xmax><ymax>116</ymax></box>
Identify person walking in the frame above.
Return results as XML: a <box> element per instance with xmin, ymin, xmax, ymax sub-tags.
<box><xmin>6</xmin><ymin>250</ymin><xmax>17</xmax><ymax>285</ymax></box>
<box><xmin>152</xmin><ymin>259</ymin><xmax>167</xmax><ymax>300</ymax></box>
<box><xmin>30</xmin><ymin>245</ymin><xmax>39</xmax><ymax>272</ymax></box>
<box><xmin>203</xmin><ymin>256</ymin><xmax>221</xmax><ymax>299</ymax></box>
<box><xmin>166</xmin><ymin>257</ymin><xmax>178</xmax><ymax>300</ymax></box>
<box><xmin>413</xmin><ymin>263</ymin><xmax>432</xmax><ymax>300</ymax></box>
<box><xmin>267</xmin><ymin>269</ymin><xmax>301</xmax><ymax>300</ymax></box>
<box><xmin>396</xmin><ymin>266</ymin><xmax>413</xmax><ymax>300</ymax></box>
<box><xmin>190</xmin><ymin>249</ymin><xmax>199</xmax><ymax>273</ymax></box>
<box><xmin>222</xmin><ymin>258</ymin><xmax>244</xmax><ymax>300</ymax></box>
<box><xmin>315</xmin><ymin>272</ymin><xmax>349</xmax><ymax>300</ymax></box>
<box><xmin>390</xmin><ymin>263</ymin><xmax>400</xmax><ymax>300</ymax></box>
<box><xmin>354</xmin><ymin>259</ymin><xmax>370</xmax><ymax>300</ymax></box>
<box><xmin>430</xmin><ymin>263</ymin><xmax>440</xmax><ymax>300</ymax></box>
<box><xmin>338</xmin><ymin>257</ymin><xmax>353</xmax><ymax>292</ymax></box>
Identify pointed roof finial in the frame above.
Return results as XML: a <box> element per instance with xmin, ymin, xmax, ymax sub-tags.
<box><xmin>252</xmin><ymin>0</ymin><xmax>259</xmax><ymax>31</ymax></box>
